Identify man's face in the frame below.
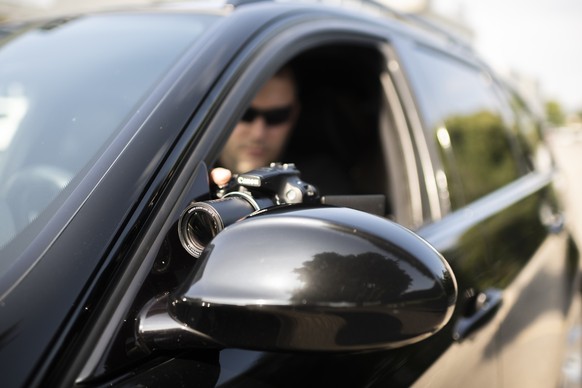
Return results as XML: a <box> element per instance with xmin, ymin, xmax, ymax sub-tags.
<box><xmin>219</xmin><ymin>73</ymin><xmax>298</xmax><ymax>174</ymax></box>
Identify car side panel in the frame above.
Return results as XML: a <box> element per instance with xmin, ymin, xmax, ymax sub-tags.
<box><xmin>488</xmin><ymin>184</ymin><xmax>576</xmax><ymax>387</ymax></box>
<box><xmin>392</xmin><ymin>32</ymin><xmax>579</xmax><ymax>386</ymax></box>
<box><xmin>412</xmin><ymin>175</ymin><xmax>575</xmax><ymax>387</ymax></box>
<box><xmin>412</xmin><ymin>209</ymin><xmax>501</xmax><ymax>387</ymax></box>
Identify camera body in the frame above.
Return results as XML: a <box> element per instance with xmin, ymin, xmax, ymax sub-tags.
<box><xmin>179</xmin><ymin>163</ymin><xmax>319</xmax><ymax>257</ymax></box>
<box><xmin>220</xmin><ymin>162</ymin><xmax>319</xmax><ymax>204</ymax></box>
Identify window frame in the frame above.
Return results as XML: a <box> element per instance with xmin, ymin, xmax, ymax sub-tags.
<box><xmin>400</xmin><ymin>41</ymin><xmax>524</xmax><ymax>210</ymax></box>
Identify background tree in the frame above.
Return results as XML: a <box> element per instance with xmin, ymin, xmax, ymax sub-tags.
<box><xmin>545</xmin><ymin>100</ymin><xmax>566</xmax><ymax>127</ymax></box>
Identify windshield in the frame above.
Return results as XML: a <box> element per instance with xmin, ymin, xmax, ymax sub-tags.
<box><xmin>0</xmin><ymin>12</ymin><xmax>220</xmax><ymax>273</ymax></box>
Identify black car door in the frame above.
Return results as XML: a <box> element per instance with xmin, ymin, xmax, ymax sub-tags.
<box><xmin>398</xmin><ymin>39</ymin><xmax>578</xmax><ymax>387</ymax></box>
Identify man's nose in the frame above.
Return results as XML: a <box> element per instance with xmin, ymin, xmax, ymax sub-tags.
<box><xmin>248</xmin><ymin>117</ymin><xmax>268</xmax><ymax>138</ymax></box>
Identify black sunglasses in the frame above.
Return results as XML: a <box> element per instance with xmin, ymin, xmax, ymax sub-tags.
<box><xmin>240</xmin><ymin>105</ymin><xmax>294</xmax><ymax>126</ymax></box>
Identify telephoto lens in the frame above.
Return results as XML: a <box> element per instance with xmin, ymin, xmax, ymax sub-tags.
<box><xmin>178</xmin><ymin>193</ymin><xmax>271</xmax><ymax>258</ymax></box>
<box><xmin>178</xmin><ymin>163</ymin><xmax>319</xmax><ymax>258</ymax></box>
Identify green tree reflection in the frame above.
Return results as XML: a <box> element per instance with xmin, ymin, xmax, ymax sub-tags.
<box><xmin>545</xmin><ymin>100</ymin><xmax>565</xmax><ymax>127</ymax></box>
<box><xmin>443</xmin><ymin>110</ymin><xmax>520</xmax><ymax>205</ymax></box>
<box><xmin>290</xmin><ymin>251</ymin><xmax>412</xmax><ymax>305</ymax></box>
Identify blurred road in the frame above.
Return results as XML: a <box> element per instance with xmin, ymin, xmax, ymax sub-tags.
<box><xmin>550</xmin><ymin>130</ymin><xmax>582</xmax><ymax>246</ymax></box>
<box><xmin>550</xmin><ymin>129</ymin><xmax>582</xmax><ymax>388</ymax></box>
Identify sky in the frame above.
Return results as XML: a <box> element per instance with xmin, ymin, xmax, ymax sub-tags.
<box><xmin>2</xmin><ymin>0</ymin><xmax>581</xmax><ymax>112</ymax></box>
<box><xmin>431</xmin><ymin>0</ymin><xmax>582</xmax><ymax>113</ymax></box>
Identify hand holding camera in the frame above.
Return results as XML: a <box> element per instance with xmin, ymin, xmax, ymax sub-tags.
<box><xmin>179</xmin><ymin>163</ymin><xmax>320</xmax><ymax>258</ymax></box>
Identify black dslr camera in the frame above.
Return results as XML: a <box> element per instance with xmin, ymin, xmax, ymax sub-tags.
<box><xmin>178</xmin><ymin>163</ymin><xmax>319</xmax><ymax>258</ymax></box>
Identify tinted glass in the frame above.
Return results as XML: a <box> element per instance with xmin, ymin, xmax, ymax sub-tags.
<box><xmin>407</xmin><ymin>46</ymin><xmax>521</xmax><ymax>208</ymax></box>
<box><xmin>503</xmin><ymin>87</ymin><xmax>549</xmax><ymax>173</ymax></box>
<box><xmin>0</xmin><ymin>13</ymin><xmax>219</xmax><ymax>273</ymax></box>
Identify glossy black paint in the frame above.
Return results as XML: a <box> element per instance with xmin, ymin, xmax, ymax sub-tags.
<box><xmin>0</xmin><ymin>1</ymin><xmax>578</xmax><ymax>388</ymax></box>
<box><xmin>0</xmin><ymin>9</ymin><xmax>262</xmax><ymax>388</ymax></box>
<box><xmin>139</xmin><ymin>205</ymin><xmax>456</xmax><ymax>352</ymax></box>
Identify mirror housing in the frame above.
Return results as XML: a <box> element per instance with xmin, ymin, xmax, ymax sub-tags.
<box><xmin>139</xmin><ymin>205</ymin><xmax>457</xmax><ymax>352</ymax></box>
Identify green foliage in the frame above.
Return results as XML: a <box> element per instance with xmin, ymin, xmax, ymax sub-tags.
<box><xmin>545</xmin><ymin>100</ymin><xmax>565</xmax><ymax>126</ymax></box>
<box><xmin>443</xmin><ymin>111</ymin><xmax>519</xmax><ymax>205</ymax></box>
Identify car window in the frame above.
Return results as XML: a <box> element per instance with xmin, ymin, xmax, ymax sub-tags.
<box><xmin>0</xmin><ymin>13</ymin><xmax>220</xmax><ymax>274</ymax></box>
<box><xmin>405</xmin><ymin>45</ymin><xmax>521</xmax><ymax>209</ymax></box>
<box><xmin>215</xmin><ymin>44</ymin><xmax>392</xmax><ymax>215</ymax></box>
<box><xmin>500</xmin><ymin>84</ymin><xmax>551</xmax><ymax>173</ymax></box>
<box><xmin>289</xmin><ymin>46</ymin><xmax>386</xmax><ymax>196</ymax></box>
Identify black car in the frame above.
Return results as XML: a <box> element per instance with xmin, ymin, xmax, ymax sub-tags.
<box><xmin>0</xmin><ymin>1</ymin><xmax>579</xmax><ymax>387</ymax></box>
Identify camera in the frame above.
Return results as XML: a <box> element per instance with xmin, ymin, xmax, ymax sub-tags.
<box><xmin>178</xmin><ymin>163</ymin><xmax>319</xmax><ymax>257</ymax></box>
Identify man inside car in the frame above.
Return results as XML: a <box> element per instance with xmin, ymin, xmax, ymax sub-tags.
<box><xmin>211</xmin><ymin>66</ymin><xmax>300</xmax><ymax>187</ymax></box>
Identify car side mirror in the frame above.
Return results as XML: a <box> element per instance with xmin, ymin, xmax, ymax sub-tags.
<box><xmin>138</xmin><ymin>205</ymin><xmax>457</xmax><ymax>352</ymax></box>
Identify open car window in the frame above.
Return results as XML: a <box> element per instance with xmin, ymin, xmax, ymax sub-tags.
<box><xmin>212</xmin><ymin>43</ymin><xmax>411</xmax><ymax>224</ymax></box>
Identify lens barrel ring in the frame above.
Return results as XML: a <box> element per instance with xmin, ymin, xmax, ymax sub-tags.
<box><xmin>178</xmin><ymin>193</ymin><xmax>261</xmax><ymax>258</ymax></box>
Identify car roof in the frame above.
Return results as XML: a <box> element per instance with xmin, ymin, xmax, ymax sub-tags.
<box><xmin>159</xmin><ymin>0</ymin><xmax>473</xmax><ymax>47</ymax></box>
<box><xmin>1</xmin><ymin>0</ymin><xmax>473</xmax><ymax>53</ymax></box>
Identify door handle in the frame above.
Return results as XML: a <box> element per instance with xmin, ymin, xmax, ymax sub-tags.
<box><xmin>540</xmin><ymin>204</ymin><xmax>565</xmax><ymax>234</ymax></box>
<box><xmin>546</xmin><ymin>211</ymin><xmax>565</xmax><ymax>234</ymax></box>
<box><xmin>453</xmin><ymin>288</ymin><xmax>503</xmax><ymax>342</ymax></box>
